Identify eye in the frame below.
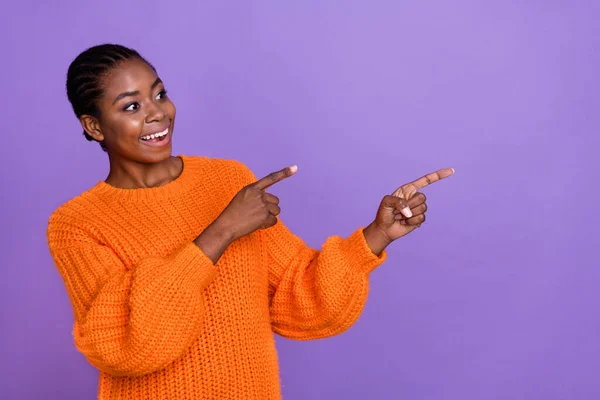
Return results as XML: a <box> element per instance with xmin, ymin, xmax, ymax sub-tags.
<box><xmin>123</xmin><ymin>102</ymin><xmax>139</xmax><ymax>112</ymax></box>
<box><xmin>156</xmin><ymin>89</ymin><xmax>168</xmax><ymax>100</ymax></box>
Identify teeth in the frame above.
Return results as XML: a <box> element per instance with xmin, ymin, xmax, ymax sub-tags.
<box><xmin>141</xmin><ymin>128</ymin><xmax>168</xmax><ymax>141</ymax></box>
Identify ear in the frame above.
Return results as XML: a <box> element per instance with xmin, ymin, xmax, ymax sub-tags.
<box><xmin>80</xmin><ymin>115</ymin><xmax>105</xmax><ymax>142</ymax></box>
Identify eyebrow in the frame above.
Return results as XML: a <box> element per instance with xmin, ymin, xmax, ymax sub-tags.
<box><xmin>112</xmin><ymin>78</ymin><xmax>163</xmax><ymax>105</ymax></box>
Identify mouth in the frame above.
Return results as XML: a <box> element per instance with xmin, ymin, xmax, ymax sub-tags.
<box><xmin>140</xmin><ymin>126</ymin><xmax>169</xmax><ymax>142</ymax></box>
<box><xmin>139</xmin><ymin>125</ymin><xmax>171</xmax><ymax>147</ymax></box>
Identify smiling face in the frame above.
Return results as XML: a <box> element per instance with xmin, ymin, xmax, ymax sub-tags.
<box><xmin>80</xmin><ymin>57</ymin><xmax>176</xmax><ymax>164</ymax></box>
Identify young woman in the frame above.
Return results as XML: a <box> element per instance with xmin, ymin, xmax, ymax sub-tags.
<box><xmin>47</xmin><ymin>44</ymin><xmax>453</xmax><ymax>399</ymax></box>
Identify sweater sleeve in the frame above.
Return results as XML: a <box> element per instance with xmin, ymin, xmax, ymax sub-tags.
<box><xmin>227</xmin><ymin>160</ymin><xmax>387</xmax><ymax>340</ymax></box>
<box><xmin>261</xmin><ymin>221</ymin><xmax>386</xmax><ymax>340</ymax></box>
<box><xmin>47</xmin><ymin>215</ymin><xmax>217</xmax><ymax>377</ymax></box>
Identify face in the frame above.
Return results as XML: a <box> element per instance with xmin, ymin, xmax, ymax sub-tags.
<box><xmin>81</xmin><ymin>58</ymin><xmax>176</xmax><ymax>164</ymax></box>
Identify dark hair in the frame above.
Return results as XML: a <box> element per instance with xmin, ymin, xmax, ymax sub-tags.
<box><xmin>65</xmin><ymin>44</ymin><xmax>154</xmax><ymax>152</ymax></box>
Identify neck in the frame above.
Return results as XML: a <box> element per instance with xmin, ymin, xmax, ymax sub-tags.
<box><xmin>105</xmin><ymin>155</ymin><xmax>183</xmax><ymax>189</ymax></box>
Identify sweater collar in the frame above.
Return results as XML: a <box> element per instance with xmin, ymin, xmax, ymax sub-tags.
<box><xmin>90</xmin><ymin>155</ymin><xmax>200</xmax><ymax>202</ymax></box>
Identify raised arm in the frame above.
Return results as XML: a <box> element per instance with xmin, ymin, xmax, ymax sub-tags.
<box><xmin>236</xmin><ymin>162</ymin><xmax>454</xmax><ymax>340</ymax></box>
<box><xmin>219</xmin><ymin>161</ymin><xmax>386</xmax><ymax>339</ymax></box>
<box><xmin>262</xmin><ymin>219</ymin><xmax>386</xmax><ymax>340</ymax></box>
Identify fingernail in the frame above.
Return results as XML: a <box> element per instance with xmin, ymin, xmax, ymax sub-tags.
<box><xmin>402</xmin><ymin>207</ymin><xmax>412</xmax><ymax>218</ymax></box>
<box><xmin>451</xmin><ymin>168</ymin><xmax>455</xmax><ymax>173</ymax></box>
<box><xmin>290</xmin><ymin>165</ymin><xmax>298</xmax><ymax>173</ymax></box>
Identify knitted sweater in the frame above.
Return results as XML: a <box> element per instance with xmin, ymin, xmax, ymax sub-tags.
<box><xmin>47</xmin><ymin>155</ymin><xmax>386</xmax><ymax>399</ymax></box>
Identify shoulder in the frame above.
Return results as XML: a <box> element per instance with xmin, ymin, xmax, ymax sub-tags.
<box><xmin>48</xmin><ymin>186</ymin><xmax>100</xmax><ymax>225</ymax></box>
<box><xmin>181</xmin><ymin>155</ymin><xmax>258</xmax><ymax>186</ymax></box>
<box><xmin>47</xmin><ymin>188</ymin><xmax>103</xmax><ymax>249</ymax></box>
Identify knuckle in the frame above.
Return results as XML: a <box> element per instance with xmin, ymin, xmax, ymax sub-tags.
<box><xmin>247</xmin><ymin>185</ymin><xmax>258</xmax><ymax>194</ymax></box>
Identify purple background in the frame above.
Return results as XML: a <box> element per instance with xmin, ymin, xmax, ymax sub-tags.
<box><xmin>2</xmin><ymin>1</ymin><xmax>599</xmax><ymax>399</ymax></box>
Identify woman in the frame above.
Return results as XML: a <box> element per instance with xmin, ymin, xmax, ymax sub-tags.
<box><xmin>47</xmin><ymin>44</ymin><xmax>453</xmax><ymax>399</ymax></box>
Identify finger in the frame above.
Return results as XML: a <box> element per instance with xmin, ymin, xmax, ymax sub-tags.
<box><xmin>383</xmin><ymin>195</ymin><xmax>412</xmax><ymax>218</ymax></box>
<box><xmin>255</xmin><ymin>165</ymin><xmax>298</xmax><ymax>190</ymax></box>
<box><xmin>267</xmin><ymin>203</ymin><xmax>281</xmax><ymax>216</ymax></box>
<box><xmin>400</xmin><ymin>213</ymin><xmax>426</xmax><ymax>225</ymax></box>
<box><xmin>395</xmin><ymin>203</ymin><xmax>426</xmax><ymax>219</ymax></box>
<box><xmin>407</xmin><ymin>168</ymin><xmax>454</xmax><ymax>191</ymax></box>
<box><xmin>261</xmin><ymin>215</ymin><xmax>279</xmax><ymax>229</ymax></box>
<box><xmin>408</xmin><ymin>192</ymin><xmax>426</xmax><ymax>208</ymax></box>
<box><xmin>393</xmin><ymin>168</ymin><xmax>454</xmax><ymax>198</ymax></box>
<box><xmin>393</xmin><ymin>193</ymin><xmax>425</xmax><ymax>214</ymax></box>
<box><xmin>263</xmin><ymin>193</ymin><xmax>280</xmax><ymax>205</ymax></box>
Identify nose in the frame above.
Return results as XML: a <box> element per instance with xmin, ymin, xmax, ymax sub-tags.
<box><xmin>145</xmin><ymin>101</ymin><xmax>166</xmax><ymax>124</ymax></box>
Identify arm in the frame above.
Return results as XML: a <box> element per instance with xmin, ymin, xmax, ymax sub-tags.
<box><xmin>261</xmin><ymin>219</ymin><xmax>386</xmax><ymax>340</ymax></box>
<box><xmin>262</xmin><ymin>166</ymin><xmax>455</xmax><ymax>339</ymax></box>
<box><xmin>225</xmin><ymin>161</ymin><xmax>387</xmax><ymax>339</ymax></box>
<box><xmin>47</xmin><ymin>216</ymin><xmax>226</xmax><ymax>377</ymax></box>
<box><xmin>226</xmin><ymin>161</ymin><xmax>454</xmax><ymax>340</ymax></box>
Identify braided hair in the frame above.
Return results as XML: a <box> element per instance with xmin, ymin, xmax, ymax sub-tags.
<box><xmin>66</xmin><ymin>44</ymin><xmax>154</xmax><ymax>151</ymax></box>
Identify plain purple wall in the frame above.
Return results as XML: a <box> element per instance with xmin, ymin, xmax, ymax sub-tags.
<box><xmin>2</xmin><ymin>1</ymin><xmax>599</xmax><ymax>399</ymax></box>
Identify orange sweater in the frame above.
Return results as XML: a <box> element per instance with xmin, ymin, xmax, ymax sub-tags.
<box><xmin>47</xmin><ymin>155</ymin><xmax>386</xmax><ymax>399</ymax></box>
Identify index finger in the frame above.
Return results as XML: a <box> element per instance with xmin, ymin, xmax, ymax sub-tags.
<box><xmin>393</xmin><ymin>168</ymin><xmax>454</xmax><ymax>197</ymax></box>
<box><xmin>408</xmin><ymin>168</ymin><xmax>455</xmax><ymax>190</ymax></box>
<box><xmin>255</xmin><ymin>165</ymin><xmax>298</xmax><ymax>190</ymax></box>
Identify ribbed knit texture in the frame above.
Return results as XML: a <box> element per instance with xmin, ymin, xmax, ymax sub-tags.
<box><xmin>47</xmin><ymin>155</ymin><xmax>387</xmax><ymax>399</ymax></box>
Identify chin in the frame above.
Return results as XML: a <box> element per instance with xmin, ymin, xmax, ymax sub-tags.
<box><xmin>137</xmin><ymin>123</ymin><xmax>175</xmax><ymax>163</ymax></box>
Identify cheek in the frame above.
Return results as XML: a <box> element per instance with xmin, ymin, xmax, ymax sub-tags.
<box><xmin>106</xmin><ymin>114</ymin><xmax>144</xmax><ymax>139</ymax></box>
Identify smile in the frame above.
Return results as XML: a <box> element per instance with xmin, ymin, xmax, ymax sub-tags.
<box><xmin>140</xmin><ymin>127</ymin><xmax>169</xmax><ymax>141</ymax></box>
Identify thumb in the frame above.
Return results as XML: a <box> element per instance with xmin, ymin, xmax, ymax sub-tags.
<box><xmin>382</xmin><ymin>195</ymin><xmax>413</xmax><ymax>219</ymax></box>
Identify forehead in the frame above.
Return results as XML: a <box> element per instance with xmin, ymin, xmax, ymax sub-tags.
<box><xmin>101</xmin><ymin>58</ymin><xmax>159</xmax><ymax>97</ymax></box>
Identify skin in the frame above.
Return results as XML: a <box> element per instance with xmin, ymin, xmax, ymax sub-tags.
<box><xmin>80</xmin><ymin>58</ymin><xmax>180</xmax><ymax>189</ymax></box>
<box><xmin>78</xmin><ymin>58</ymin><xmax>454</xmax><ymax>263</ymax></box>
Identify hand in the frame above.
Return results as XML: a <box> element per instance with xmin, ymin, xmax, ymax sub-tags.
<box><xmin>364</xmin><ymin>168</ymin><xmax>454</xmax><ymax>254</ymax></box>
<box><xmin>216</xmin><ymin>165</ymin><xmax>298</xmax><ymax>242</ymax></box>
